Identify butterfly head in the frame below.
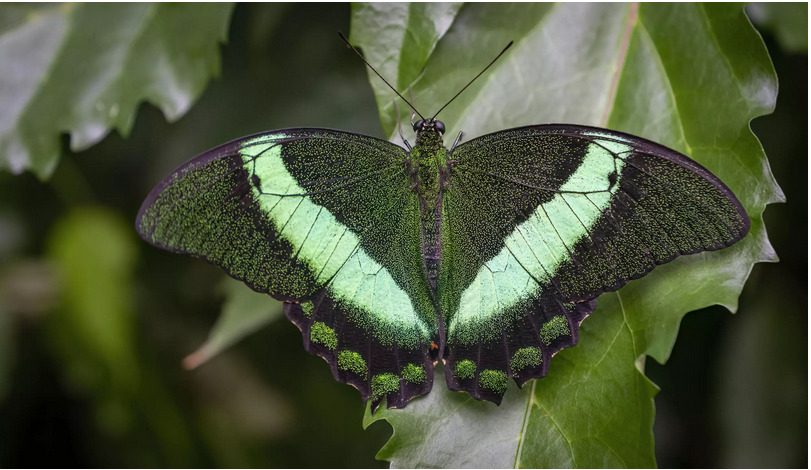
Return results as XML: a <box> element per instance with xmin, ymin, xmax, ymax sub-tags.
<box><xmin>413</xmin><ymin>118</ymin><xmax>446</xmax><ymax>136</ymax></box>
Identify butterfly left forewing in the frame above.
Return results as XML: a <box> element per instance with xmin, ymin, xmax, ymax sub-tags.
<box><xmin>440</xmin><ymin>124</ymin><xmax>749</xmax><ymax>402</ymax></box>
<box><xmin>137</xmin><ymin>129</ymin><xmax>437</xmax><ymax>411</ymax></box>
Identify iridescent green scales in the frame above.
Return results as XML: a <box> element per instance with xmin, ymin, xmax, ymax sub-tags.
<box><xmin>479</xmin><ymin>370</ymin><xmax>508</xmax><ymax>395</ymax></box>
<box><xmin>453</xmin><ymin>360</ymin><xmax>476</xmax><ymax>380</ymax></box>
<box><xmin>137</xmin><ymin>121</ymin><xmax>749</xmax><ymax>411</ymax></box>
<box><xmin>337</xmin><ymin>350</ymin><xmax>367</xmax><ymax>376</ymax></box>
<box><xmin>510</xmin><ymin>347</ymin><xmax>543</xmax><ymax>374</ymax></box>
<box><xmin>372</xmin><ymin>373</ymin><xmax>401</xmax><ymax>401</ymax></box>
<box><xmin>540</xmin><ymin>316</ymin><xmax>571</xmax><ymax>346</ymax></box>
<box><xmin>310</xmin><ymin>322</ymin><xmax>337</xmax><ymax>351</ymax></box>
<box><xmin>301</xmin><ymin>301</ymin><xmax>314</xmax><ymax>317</ymax></box>
<box><xmin>402</xmin><ymin>364</ymin><xmax>427</xmax><ymax>384</ymax></box>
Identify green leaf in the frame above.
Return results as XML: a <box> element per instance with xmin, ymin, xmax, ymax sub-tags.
<box><xmin>0</xmin><ymin>259</ymin><xmax>59</xmax><ymax>401</ymax></box>
<box><xmin>45</xmin><ymin>207</ymin><xmax>198</xmax><ymax>461</ymax></box>
<box><xmin>183</xmin><ymin>277</ymin><xmax>283</xmax><ymax>370</ymax></box>
<box><xmin>0</xmin><ymin>303</ymin><xmax>10</xmax><ymax>401</ymax></box>
<box><xmin>363</xmin><ymin>367</ymin><xmax>532</xmax><ymax>468</ymax></box>
<box><xmin>355</xmin><ymin>3</ymin><xmax>781</xmax><ymax>467</ymax></box>
<box><xmin>349</xmin><ymin>2</ymin><xmax>463</xmax><ymax>133</ymax></box>
<box><xmin>716</xmin><ymin>272</ymin><xmax>806</xmax><ymax>467</ymax></box>
<box><xmin>0</xmin><ymin>3</ymin><xmax>233</xmax><ymax>179</ymax></box>
<box><xmin>45</xmin><ymin>207</ymin><xmax>141</xmax><ymax>433</ymax></box>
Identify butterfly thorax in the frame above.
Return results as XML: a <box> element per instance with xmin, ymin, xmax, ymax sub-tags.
<box><xmin>410</xmin><ymin>129</ymin><xmax>447</xmax><ymax>202</ymax></box>
<box><xmin>408</xmin><ymin>123</ymin><xmax>449</xmax><ymax>292</ymax></box>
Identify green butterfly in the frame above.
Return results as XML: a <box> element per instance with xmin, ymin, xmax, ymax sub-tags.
<box><xmin>136</xmin><ymin>43</ymin><xmax>749</xmax><ymax>413</ymax></box>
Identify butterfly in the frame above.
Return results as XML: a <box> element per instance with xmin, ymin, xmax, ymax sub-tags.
<box><xmin>136</xmin><ymin>38</ymin><xmax>749</xmax><ymax>413</ymax></box>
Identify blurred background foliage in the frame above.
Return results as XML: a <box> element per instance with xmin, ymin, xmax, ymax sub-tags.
<box><xmin>0</xmin><ymin>3</ymin><xmax>806</xmax><ymax>468</ymax></box>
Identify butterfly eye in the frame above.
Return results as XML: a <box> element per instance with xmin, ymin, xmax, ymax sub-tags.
<box><xmin>413</xmin><ymin>119</ymin><xmax>424</xmax><ymax>132</ymax></box>
<box><xmin>435</xmin><ymin>120</ymin><xmax>446</xmax><ymax>134</ymax></box>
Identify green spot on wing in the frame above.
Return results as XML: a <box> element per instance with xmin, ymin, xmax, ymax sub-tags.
<box><xmin>401</xmin><ymin>363</ymin><xmax>426</xmax><ymax>384</ymax></box>
<box><xmin>453</xmin><ymin>360</ymin><xmax>476</xmax><ymax>379</ymax></box>
<box><xmin>310</xmin><ymin>321</ymin><xmax>337</xmax><ymax>350</ymax></box>
<box><xmin>540</xmin><ymin>315</ymin><xmax>570</xmax><ymax>346</ymax></box>
<box><xmin>371</xmin><ymin>373</ymin><xmax>400</xmax><ymax>399</ymax></box>
<box><xmin>510</xmin><ymin>347</ymin><xmax>543</xmax><ymax>373</ymax></box>
<box><xmin>301</xmin><ymin>301</ymin><xmax>314</xmax><ymax>317</ymax></box>
<box><xmin>337</xmin><ymin>350</ymin><xmax>367</xmax><ymax>376</ymax></box>
<box><xmin>478</xmin><ymin>369</ymin><xmax>507</xmax><ymax>395</ymax></box>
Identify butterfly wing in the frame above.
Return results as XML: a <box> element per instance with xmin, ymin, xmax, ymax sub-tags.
<box><xmin>136</xmin><ymin>128</ymin><xmax>438</xmax><ymax>411</ymax></box>
<box><xmin>440</xmin><ymin>124</ymin><xmax>749</xmax><ymax>403</ymax></box>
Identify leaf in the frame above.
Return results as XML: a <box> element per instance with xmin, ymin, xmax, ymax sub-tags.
<box><xmin>355</xmin><ymin>3</ymin><xmax>781</xmax><ymax>467</ymax></box>
<box><xmin>0</xmin><ymin>3</ymin><xmax>234</xmax><ymax>179</ymax></box>
<box><xmin>45</xmin><ymin>207</ymin><xmax>199</xmax><ymax>460</ymax></box>
<box><xmin>0</xmin><ymin>259</ymin><xmax>60</xmax><ymax>401</ymax></box>
<box><xmin>0</xmin><ymin>303</ymin><xmax>10</xmax><ymax>401</ymax></box>
<box><xmin>363</xmin><ymin>367</ymin><xmax>531</xmax><ymax>468</ymax></box>
<box><xmin>716</xmin><ymin>272</ymin><xmax>806</xmax><ymax>467</ymax></box>
<box><xmin>183</xmin><ymin>277</ymin><xmax>283</xmax><ymax>370</ymax></box>
<box><xmin>45</xmin><ymin>207</ymin><xmax>141</xmax><ymax>433</ymax></box>
<box><xmin>349</xmin><ymin>2</ymin><xmax>463</xmax><ymax>132</ymax></box>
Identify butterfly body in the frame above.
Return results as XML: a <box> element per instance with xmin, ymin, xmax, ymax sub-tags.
<box><xmin>408</xmin><ymin>119</ymin><xmax>450</xmax><ymax>293</ymax></box>
<box><xmin>137</xmin><ymin>123</ymin><xmax>748</xmax><ymax>412</ymax></box>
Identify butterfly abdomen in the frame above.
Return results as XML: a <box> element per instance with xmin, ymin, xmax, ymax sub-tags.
<box><xmin>420</xmin><ymin>194</ymin><xmax>443</xmax><ymax>292</ymax></box>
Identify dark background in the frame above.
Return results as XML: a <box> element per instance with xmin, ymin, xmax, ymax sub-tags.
<box><xmin>0</xmin><ymin>3</ymin><xmax>806</xmax><ymax>468</ymax></box>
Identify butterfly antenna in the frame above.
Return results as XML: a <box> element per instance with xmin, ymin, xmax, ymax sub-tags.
<box><xmin>338</xmin><ymin>32</ymin><xmax>425</xmax><ymax>121</ymax></box>
<box><xmin>393</xmin><ymin>99</ymin><xmax>412</xmax><ymax>150</ymax></box>
<box><xmin>409</xmin><ymin>87</ymin><xmax>417</xmax><ymax>126</ymax></box>
<box><xmin>431</xmin><ymin>41</ymin><xmax>514</xmax><ymax>120</ymax></box>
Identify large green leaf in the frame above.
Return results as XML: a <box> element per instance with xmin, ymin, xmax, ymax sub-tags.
<box><xmin>357</xmin><ymin>3</ymin><xmax>781</xmax><ymax>467</ymax></box>
<box><xmin>45</xmin><ymin>207</ymin><xmax>195</xmax><ymax>463</ymax></box>
<box><xmin>0</xmin><ymin>3</ymin><xmax>233</xmax><ymax>179</ymax></box>
<box><xmin>45</xmin><ymin>207</ymin><xmax>141</xmax><ymax>433</ymax></box>
<box><xmin>716</xmin><ymin>271</ymin><xmax>806</xmax><ymax>468</ymax></box>
<box><xmin>349</xmin><ymin>2</ymin><xmax>463</xmax><ymax>132</ymax></box>
<box><xmin>183</xmin><ymin>278</ymin><xmax>283</xmax><ymax>370</ymax></box>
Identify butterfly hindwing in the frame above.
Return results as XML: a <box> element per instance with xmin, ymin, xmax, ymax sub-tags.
<box><xmin>136</xmin><ymin>129</ymin><xmax>438</xmax><ymax>411</ymax></box>
<box><xmin>440</xmin><ymin>124</ymin><xmax>749</xmax><ymax>402</ymax></box>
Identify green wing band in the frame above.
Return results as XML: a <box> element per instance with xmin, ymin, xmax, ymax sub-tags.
<box><xmin>448</xmin><ymin>140</ymin><xmax>626</xmax><ymax>343</ymax></box>
<box><xmin>240</xmin><ymin>133</ymin><xmax>432</xmax><ymax>347</ymax></box>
